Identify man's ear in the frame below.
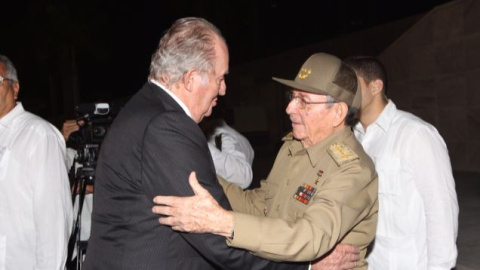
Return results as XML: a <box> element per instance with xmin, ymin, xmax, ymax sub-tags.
<box><xmin>183</xmin><ymin>69</ymin><xmax>197</xmax><ymax>92</ymax></box>
<box><xmin>371</xmin><ymin>79</ymin><xmax>384</xmax><ymax>96</ymax></box>
<box><xmin>333</xmin><ymin>102</ymin><xmax>348</xmax><ymax>127</ymax></box>
<box><xmin>13</xmin><ymin>81</ymin><xmax>20</xmax><ymax>100</ymax></box>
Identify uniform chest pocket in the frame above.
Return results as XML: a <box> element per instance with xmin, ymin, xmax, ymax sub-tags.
<box><xmin>290</xmin><ymin>184</ymin><xmax>316</xmax><ymax>221</ymax></box>
<box><xmin>291</xmin><ymin>198</ymin><xmax>310</xmax><ymax>221</ymax></box>
<box><xmin>374</xmin><ymin>156</ymin><xmax>404</xmax><ymax>196</ymax></box>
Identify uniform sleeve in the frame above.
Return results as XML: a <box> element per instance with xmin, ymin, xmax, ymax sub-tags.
<box><xmin>227</xmin><ymin>165</ymin><xmax>378</xmax><ymax>262</ymax></box>
<box><xmin>218</xmin><ymin>146</ymin><xmax>285</xmax><ymax>216</ymax></box>
<box><xmin>31</xmin><ymin>130</ymin><xmax>73</xmax><ymax>270</ymax></box>
<box><xmin>219</xmin><ymin>176</ymin><xmax>270</xmax><ymax>216</ymax></box>
<box><xmin>142</xmin><ymin>112</ymin><xmax>308</xmax><ymax>270</ymax></box>
<box><xmin>208</xmin><ymin>133</ymin><xmax>253</xmax><ymax>189</ymax></box>
<box><xmin>408</xmin><ymin>127</ymin><xmax>459</xmax><ymax>270</ymax></box>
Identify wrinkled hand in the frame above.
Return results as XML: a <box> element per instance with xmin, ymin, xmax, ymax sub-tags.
<box><xmin>311</xmin><ymin>244</ymin><xmax>360</xmax><ymax>270</ymax></box>
<box><xmin>152</xmin><ymin>172</ymin><xmax>234</xmax><ymax>237</ymax></box>
<box><xmin>62</xmin><ymin>120</ymin><xmax>81</xmax><ymax>141</ymax></box>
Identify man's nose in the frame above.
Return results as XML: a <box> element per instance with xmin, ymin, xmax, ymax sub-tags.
<box><xmin>285</xmin><ymin>99</ymin><xmax>296</xmax><ymax>115</ymax></box>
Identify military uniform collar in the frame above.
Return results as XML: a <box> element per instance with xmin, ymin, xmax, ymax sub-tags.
<box><xmin>287</xmin><ymin>127</ymin><xmax>353</xmax><ymax>167</ymax></box>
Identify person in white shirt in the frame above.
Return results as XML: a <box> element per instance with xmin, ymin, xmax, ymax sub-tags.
<box><xmin>0</xmin><ymin>55</ymin><xmax>73</xmax><ymax>270</ymax></box>
<box><xmin>345</xmin><ymin>56</ymin><xmax>459</xmax><ymax>270</ymax></box>
<box><xmin>201</xmin><ymin>107</ymin><xmax>254</xmax><ymax>189</ymax></box>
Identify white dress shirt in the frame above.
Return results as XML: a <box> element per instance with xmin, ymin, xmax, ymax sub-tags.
<box><xmin>0</xmin><ymin>103</ymin><xmax>73</xmax><ymax>270</ymax></box>
<box><xmin>354</xmin><ymin>100</ymin><xmax>458</xmax><ymax>270</ymax></box>
<box><xmin>206</xmin><ymin>119</ymin><xmax>254</xmax><ymax>189</ymax></box>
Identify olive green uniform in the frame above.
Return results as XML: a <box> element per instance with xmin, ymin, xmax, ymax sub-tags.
<box><xmin>221</xmin><ymin>128</ymin><xmax>378</xmax><ymax>269</ymax></box>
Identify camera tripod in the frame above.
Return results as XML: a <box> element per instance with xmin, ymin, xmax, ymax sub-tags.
<box><xmin>67</xmin><ymin>159</ymin><xmax>96</xmax><ymax>270</ymax></box>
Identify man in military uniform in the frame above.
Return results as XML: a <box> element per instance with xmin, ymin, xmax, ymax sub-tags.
<box><xmin>152</xmin><ymin>53</ymin><xmax>378</xmax><ymax>269</ymax></box>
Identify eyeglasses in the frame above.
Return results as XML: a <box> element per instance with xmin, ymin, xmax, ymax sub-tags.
<box><xmin>0</xmin><ymin>75</ymin><xmax>14</xmax><ymax>84</ymax></box>
<box><xmin>287</xmin><ymin>91</ymin><xmax>337</xmax><ymax>110</ymax></box>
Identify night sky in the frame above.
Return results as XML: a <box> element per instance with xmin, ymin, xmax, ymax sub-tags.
<box><xmin>2</xmin><ymin>0</ymin><xmax>451</xmax><ymax>121</ymax></box>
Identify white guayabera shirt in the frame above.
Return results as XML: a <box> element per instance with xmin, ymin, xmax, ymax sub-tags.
<box><xmin>354</xmin><ymin>100</ymin><xmax>459</xmax><ymax>270</ymax></box>
<box><xmin>0</xmin><ymin>103</ymin><xmax>73</xmax><ymax>270</ymax></box>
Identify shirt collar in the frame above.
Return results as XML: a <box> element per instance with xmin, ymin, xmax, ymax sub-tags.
<box><xmin>150</xmin><ymin>79</ymin><xmax>192</xmax><ymax>119</ymax></box>
<box><xmin>354</xmin><ymin>99</ymin><xmax>397</xmax><ymax>134</ymax></box>
<box><xmin>374</xmin><ymin>99</ymin><xmax>396</xmax><ymax>132</ymax></box>
<box><xmin>0</xmin><ymin>102</ymin><xmax>24</xmax><ymax>129</ymax></box>
<box><xmin>287</xmin><ymin>127</ymin><xmax>354</xmax><ymax>167</ymax></box>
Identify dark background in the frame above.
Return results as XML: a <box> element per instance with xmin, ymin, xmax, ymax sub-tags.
<box><xmin>1</xmin><ymin>0</ymin><xmax>451</xmax><ymax>124</ymax></box>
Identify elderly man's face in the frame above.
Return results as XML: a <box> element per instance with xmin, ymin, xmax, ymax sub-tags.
<box><xmin>190</xmin><ymin>36</ymin><xmax>229</xmax><ymax>123</ymax></box>
<box><xmin>286</xmin><ymin>90</ymin><xmax>337</xmax><ymax>148</ymax></box>
<box><xmin>0</xmin><ymin>63</ymin><xmax>19</xmax><ymax>119</ymax></box>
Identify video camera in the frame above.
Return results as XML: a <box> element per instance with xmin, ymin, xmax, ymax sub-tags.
<box><xmin>67</xmin><ymin>103</ymin><xmax>114</xmax><ymax>269</ymax></box>
<box><xmin>67</xmin><ymin>103</ymin><xmax>113</xmax><ymax>150</ymax></box>
<box><xmin>66</xmin><ymin>102</ymin><xmax>114</xmax><ymax>184</ymax></box>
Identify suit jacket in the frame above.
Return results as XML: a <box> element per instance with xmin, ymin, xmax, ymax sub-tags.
<box><xmin>83</xmin><ymin>82</ymin><xmax>308</xmax><ymax>270</ymax></box>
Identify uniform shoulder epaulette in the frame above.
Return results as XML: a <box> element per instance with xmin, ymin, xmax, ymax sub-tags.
<box><xmin>282</xmin><ymin>132</ymin><xmax>294</xmax><ymax>141</ymax></box>
<box><xmin>327</xmin><ymin>142</ymin><xmax>359</xmax><ymax>166</ymax></box>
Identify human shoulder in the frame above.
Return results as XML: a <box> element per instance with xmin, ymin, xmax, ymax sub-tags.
<box><xmin>11</xmin><ymin>111</ymin><xmax>66</xmax><ymax>160</ymax></box>
<box><xmin>276</xmin><ymin>132</ymin><xmax>296</xmax><ymax>154</ymax></box>
<box><xmin>145</xmin><ymin>110</ymin><xmax>204</xmax><ymax>144</ymax></box>
<box><xmin>320</xmin><ymin>135</ymin><xmax>377</xmax><ymax>203</ymax></box>
<box><xmin>326</xmin><ymin>133</ymin><xmax>376</xmax><ymax>175</ymax></box>
<box><xmin>148</xmin><ymin>109</ymin><xmax>195</xmax><ymax>126</ymax></box>
<box><xmin>282</xmin><ymin>132</ymin><xmax>294</xmax><ymax>142</ymax></box>
<box><xmin>392</xmin><ymin>109</ymin><xmax>443</xmax><ymax>140</ymax></box>
<box><xmin>393</xmin><ymin>109</ymin><xmax>428</xmax><ymax>126</ymax></box>
<box><xmin>15</xmin><ymin>110</ymin><xmax>63</xmax><ymax>139</ymax></box>
<box><xmin>381</xmin><ymin>101</ymin><xmax>434</xmax><ymax>132</ymax></box>
<box><xmin>327</xmin><ymin>142</ymin><xmax>359</xmax><ymax>166</ymax></box>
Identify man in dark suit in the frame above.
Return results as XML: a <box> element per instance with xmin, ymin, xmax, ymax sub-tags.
<box><xmin>83</xmin><ymin>17</ymin><xmax>307</xmax><ymax>270</ymax></box>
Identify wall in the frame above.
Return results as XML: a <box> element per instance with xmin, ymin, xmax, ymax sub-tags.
<box><xmin>227</xmin><ymin>0</ymin><xmax>480</xmax><ymax>172</ymax></box>
<box><xmin>379</xmin><ymin>0</ymin><xmax>480</xmax><ymax>172</ymax></box>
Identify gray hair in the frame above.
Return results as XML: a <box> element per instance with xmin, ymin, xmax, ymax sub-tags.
<box><xmin>325</xmin><ymin>95</ymin><xmax>359</xmax><ymax>127</ymax></box>
<box><xmin>0</xmin><ymin>55</ymin><xmax>19</xmax><ymax>83</ymax></box>
<box><xmin>148</xmin><ymin>17</ymin><xmax>226</xmax><ymax>86</ymax></box>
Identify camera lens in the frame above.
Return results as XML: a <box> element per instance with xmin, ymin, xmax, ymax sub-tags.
<box><xmin>93</xmin><ymin>125</ymin><xmax>106</xmax><ymax>138</ymax></box>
